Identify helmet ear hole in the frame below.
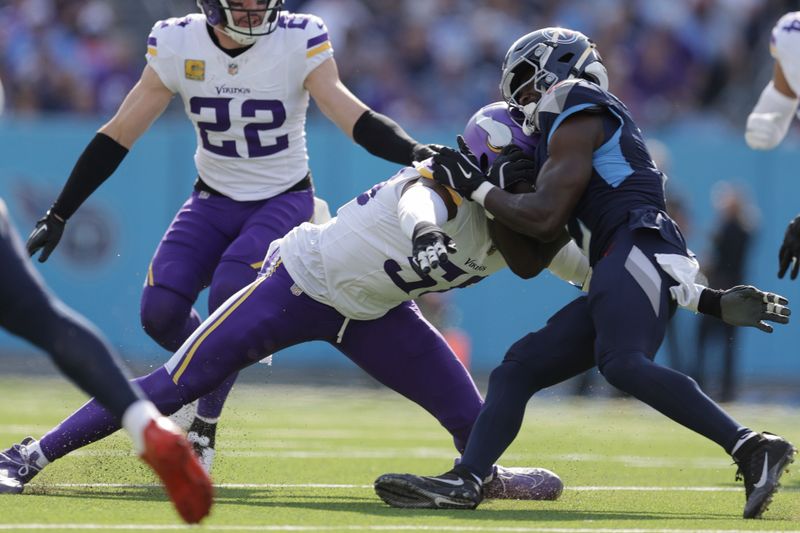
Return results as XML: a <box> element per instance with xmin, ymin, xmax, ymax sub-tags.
<box><xmin>197</xmin><ymin>0</ymin><xmax>223</xmax><ymax>26</ymax></box>
<box><xmin>583</xmin><ymin>61</ymin><xmax>609</xmax><ymax>91</ymax></box>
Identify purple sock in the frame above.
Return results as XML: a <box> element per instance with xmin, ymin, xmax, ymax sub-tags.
<box><xmin>40</xmin><ymin>368</ymin><xmax>185</xmax><ymax>461</ymax></box>
<box><xmin>196</xmin><ymin>372</ymin><xmax>238</xmax><ymax>420</ymax></box>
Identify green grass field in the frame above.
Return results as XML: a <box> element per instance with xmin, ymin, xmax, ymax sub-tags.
<box><xmin>0</xmin><ymin>376</ymin><xmax>797</xmax><ymax>532</ymax></box>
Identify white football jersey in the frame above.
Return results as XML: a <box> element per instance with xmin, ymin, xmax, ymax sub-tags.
<box><xmin>146</xmin><ymin>12</ymin><xmax>334</xmax><ymax>200</ymax></box>
<box><xmin>771</xmin><ymin>12</ymin><xmax>800</xmax><ymax>97</ymax></box>
<box><xmin>277</xmin><ymin>168</ymin><xmax>508</xmax><ymax>320</ymax></box>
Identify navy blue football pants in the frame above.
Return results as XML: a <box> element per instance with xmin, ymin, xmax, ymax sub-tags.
<box><xmin>459</xmin><ymin>227</ymin><xmax>748</xmax><ymax>478</ymax></box>
<box><xmin>0</xmin><ymin>199</ymin><xmax>141</xmax><ymax>419</ymax></box>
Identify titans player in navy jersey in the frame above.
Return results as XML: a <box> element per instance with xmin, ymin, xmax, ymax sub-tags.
<box><xmin>375</xmin><ymin>28</ymin><xmax>795</xmax><ymax>519</ymax></box>
<box><xmin>0</xmin><ymin>198</ymin><xmax>212</xmax><ymax>522</ymax></box>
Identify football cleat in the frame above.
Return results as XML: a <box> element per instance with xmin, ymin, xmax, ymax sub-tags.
<box><xmin>374</xmin><ymin>468</ymin><xmax>482</xmax><ymax>509</ymax></box>
<box><xmin>0</xmin><ymin>437</ymin><xmax>46</xmax><ymax>494</ymax></box>
<box><xmin>140</xmin><ymin>418</ymin><xmax>214</xmax><ymax>524</ymax></box>
<box><xmin>484</xmin><ymin>465</ymin><xmax>563</xmax><ymax>500</ymax></box>
<box><xmin>733</xmin><ymin>432</ymin><xmax>796</xmax><ymax>519</ymax></box>
<box><xmin>186</xmin><ymin>417</ymin><xmax>217</xmax><ymax>473</ymax></box>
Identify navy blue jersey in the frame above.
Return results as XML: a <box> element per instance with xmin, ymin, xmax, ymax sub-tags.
<box><xmin>533</xmin><ymin>79</ymin><xmax>670</xmax><ymax>264</ymax></box>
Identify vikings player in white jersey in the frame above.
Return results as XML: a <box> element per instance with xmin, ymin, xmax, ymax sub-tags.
<box><xmin>745</xmin><ymin>12</ymin><xmax>800</xmax><ymax>279</ymax></box>
<box><xmin>1</xmin><ymin>102</ymin><xmax>584</xmax><ymax>502</ymax></box>
<box><xmin>24</xmin><ymin>0</ymin><xmax>442</xmax><ymax>465</ymax></box>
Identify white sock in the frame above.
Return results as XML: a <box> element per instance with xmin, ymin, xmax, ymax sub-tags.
<box><xmin>121</xmin><ymin>400</ymin><xmax>162</xmax><ymax>455</ymax></box>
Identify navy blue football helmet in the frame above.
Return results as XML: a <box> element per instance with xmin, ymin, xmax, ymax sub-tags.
<box><xmin>197</xmin><ymin>0</ymin><xmax>283</xmax><ymax>45</ymax></box>
<box><xmin>500</xmin><ymin>28</ymin><xmax>608</xmax><ymax>133</ymax></box>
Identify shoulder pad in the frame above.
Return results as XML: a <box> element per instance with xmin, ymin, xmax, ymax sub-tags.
<box><xmin>278</xmin><ymin>12</ymin><xmax>326</xmax><ymax>33</ymax></box>
<box><xmin>534</xmin><ymin>79</ymin><xmax>605</xmax><ymax>131</ymax></box>
<box><xmin>150</xmin><ymin>14</ymin><xmax>204</xmax><ymax>35</ymax></box>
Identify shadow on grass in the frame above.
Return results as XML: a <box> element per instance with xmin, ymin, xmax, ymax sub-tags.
<box><xmin>22</xmin><ymin>485</ymin><xmax>740</xmax><ymax>522</ymax></box>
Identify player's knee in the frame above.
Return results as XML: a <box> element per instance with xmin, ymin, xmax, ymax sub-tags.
<box><xmin>488</xmin><ymin>360</ymin><xmax>540</xmax><ymax>398</ymax></box>
<box><xmin>208</xmin><ymin>261</ymin><xmax>257</xmax><ymax>312</ymax></box>
<box><xmin>140</xmin><ymin>286</ymin><xmax>193</xmax><ymax>348</ymax></box>
<box><xmin>597</xmin><ymin>351</ymin><xmax>646</xmax><ymax>390</ymax></box>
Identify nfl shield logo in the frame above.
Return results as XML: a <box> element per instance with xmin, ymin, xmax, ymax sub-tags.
<box><xmin>228</xmin><ymin>63</ymin><xmax>239</xmax><ymax>76</ymax></box>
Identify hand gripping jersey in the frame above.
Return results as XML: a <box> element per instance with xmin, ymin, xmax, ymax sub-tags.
<box><xmin>533</xmin><ymin>79</ymin><xmax>670</xmax><ymax>264</ymax></box>
<box><xmin>146</xmin><ymin>13</ymin><xmax>333</xmax><ymax>200</ymax></box>
<box><xmin>771</xmin><ymin>11</ymin><xmax>800</xmax><ymax>97</ymax></box>
<box><xmin>277</xmin><ymin>167</ymin><xmax>507</xmax><ymax>320</ymax></box>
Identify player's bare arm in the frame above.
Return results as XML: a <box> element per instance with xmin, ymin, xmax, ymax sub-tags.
<box><xmin>486</xmin><ymin>180</ymin><xmax>569</xmax><ymax>279</ymax></box>
<box><xmin>304</xmin><ymin>57</ymin><xmax>368</xmax><ymax>137</ymax></box>
<box><xmin>99</xmin><ymin>65</ymin><xmax>174</xmax><ymax>149</ymax></box>
<box><xmin>482</xmin><ymin>112</ymin><xmax>601</xmax><ymax>242</ymax></box>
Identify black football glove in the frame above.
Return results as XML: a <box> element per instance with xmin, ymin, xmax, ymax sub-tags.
<box><xmin>487</xmin><ymin>144</ymin><xmax>538</xmax><ymax>190</ymax></box>
<box><xmin>720</xmin><ymin>285</ymin><xmax>790</xmax><ymax>333</ymax></box>
<box><xmin>26</xmin><ymin>209</ymin><xmax>66</xmax><ymax>263</ymax></box>
<box><xmin>411</xmin><ymin>143</ymin><xmax>448</xmax><ymax>163</ymax></box>
<box><xmin>778</xmin><ymin>214</ymin><xmax>800</xmax><ymax>279</ymax></box>
<box><xmin>411</xmin><ymin>222</ymin><xmax>457</xmax><ymax>275</ymax></box>
<box><xmin>431</xmin><ymin>136</ymin><xmax>489</xmax><ymax>199</ymax></box>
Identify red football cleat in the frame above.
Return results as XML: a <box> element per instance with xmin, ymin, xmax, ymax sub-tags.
<box><xmin>140</xmin><ymin>417</ymin><xmax>214</xmax><ymax>524</ymax></box>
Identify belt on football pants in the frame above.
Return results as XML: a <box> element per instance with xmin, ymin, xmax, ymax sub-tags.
<box><xmin>194</xmin><ymin>172</ymin><xmax>313</xmax><ymax>198</ymax></box>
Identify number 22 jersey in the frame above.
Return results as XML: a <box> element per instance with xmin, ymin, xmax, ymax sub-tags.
<box><xmin>146</xmin><ymin>12</ymin><xmax>333</xmax><ymax>201</ymax></box>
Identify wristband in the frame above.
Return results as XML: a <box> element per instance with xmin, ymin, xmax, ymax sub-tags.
<box><xmin>697</xmin><ymin>288</ymin><xmax>723</xmax><ymax>319</ymax></box>
<box><xmin>471</xmin><ymin>181</ymin><xmax>496</xmax><ymax>207</ymax></box>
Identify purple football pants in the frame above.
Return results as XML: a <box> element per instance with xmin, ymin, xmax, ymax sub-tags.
<box><xmin>140</xmin><ymin>187</ymin><xmax>314</xmax><ymax>419</ymax></box>
<box><xmin>39</xmin><ymin>262</ymin><xmax>482</xmax><ymax>461</ymax></box>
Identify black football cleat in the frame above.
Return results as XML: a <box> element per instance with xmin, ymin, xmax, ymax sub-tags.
<box><xmin>733</xmin><ymin>432</ymin><xmax>796</xmax><ymax>519</ymax></box>
<box><xmin>374</xmin><ymin>469</ymin><xmax>482</xmax><ymax>509</ymax></box>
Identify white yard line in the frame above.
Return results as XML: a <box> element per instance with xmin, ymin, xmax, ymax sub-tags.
<box><xmin>0</xmin><ymin>524</ymin><xmax>797</xmax><ymax>532</ymax></box>
<box><xmin>32</xmin><ymin>482</ymin><xmax>800</xmax><ymax>493</ymax></box>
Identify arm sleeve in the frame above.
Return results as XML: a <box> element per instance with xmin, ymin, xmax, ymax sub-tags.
<box><xmin>546</xmin><ymin>239</ymin><xmax>592</xmax><ymax>289</ymax></box>
<box><xmin>353</xmin><ymin>110</ymin><xmax>422</xmax><ymax>166</ymax></box>
<box><xmin>397</xmin><ymin>184</ymin><xmax>449</xmax><ymax>240</ymax></box>
<box><xmin>51</xmin><ymin>133</ymin><xmax>129</xmax><ymax>219</ymax></box>
<box><xmin>745</xmin><ymin>81</ymin><xmax>798</xmax><ymax>150</ymax></box>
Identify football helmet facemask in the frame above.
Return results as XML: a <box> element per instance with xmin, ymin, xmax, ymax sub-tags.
<box><xmin>500</xmin><ymin>28</ymin><xmax>608</xmax><ymax>134</ymax></box>
<box><xmin>197</xmin><ymin>0</ymin><xmax>283</xmax><ymax>46</ymax></box>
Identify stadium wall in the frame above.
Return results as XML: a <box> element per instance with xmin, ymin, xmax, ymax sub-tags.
<box><xmin>0</xmin><ymin>117</ymin><xmax>798</xmax><ymax>380</ymax></box>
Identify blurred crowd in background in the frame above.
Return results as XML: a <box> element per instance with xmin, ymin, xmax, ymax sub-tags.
<box><xmin>0</xmin><ymin>0</ymin><xmax>793</xmax><ymax>399</ymax></box>
<box><xmin>0</xmin><ymin>0</ymin><xmax>797</xmax><ymax>129</ymax></box>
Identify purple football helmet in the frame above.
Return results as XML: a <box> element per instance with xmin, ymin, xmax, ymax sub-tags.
<box><xmin>461</xmin><ymin>102</ymin><xmax>540</xmax><ymax>189</ymax></box>
<box><xmin>462</xmin><ymin>101</ymin><xmax>539</xmax><ymax>167</ymax></box>
<box><xmin>197</xmin><ymin>0</ymin><xmax>283</xmax><ymax>45</ymax></box>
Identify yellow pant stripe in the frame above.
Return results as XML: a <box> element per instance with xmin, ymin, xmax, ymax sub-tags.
<box><xmin>171</xmin><ymin>276</ymin><xmax>266</xmax><ymax>384</ymax></box>
<box><xmin>147</xmin><ymin>263</ymin><xmax>154</xmax><ymax>286</ymax></box>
